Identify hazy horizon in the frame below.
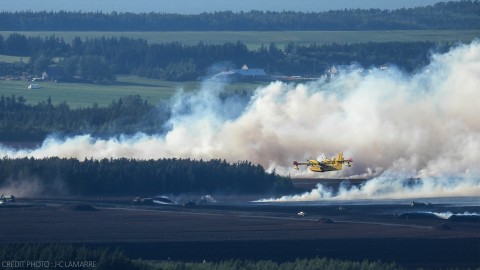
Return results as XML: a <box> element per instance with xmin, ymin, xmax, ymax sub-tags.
<box><xmin>0</xmin><ymin>0</ymin><xmax>460</xmax><ymax>13</ymax></box>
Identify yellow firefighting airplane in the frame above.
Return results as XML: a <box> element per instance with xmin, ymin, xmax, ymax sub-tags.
<box><xmin>293</xmin><ymin>152</ymin><xmax>353</xmax><ymax>173</ymax></box>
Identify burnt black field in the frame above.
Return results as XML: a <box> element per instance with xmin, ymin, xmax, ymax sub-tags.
<box><xmin>1</xmin><ymin>190</ymin><xmax>479</xmax><ymax>270</ymax></box>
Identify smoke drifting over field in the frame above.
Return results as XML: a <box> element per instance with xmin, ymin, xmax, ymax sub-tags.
<box><xmin>0</xmin><ymin>176</ymin><xmax>67</xmax><ymax>197</ymax></box>
<box><xmin>1</xmin><ymin>41</ymin><xmax>479</xmax><ymax>200</ymax></box>
<box><xmin>259</xmin><ymin>173</ymin><xmax>480</xmax><ymax>202</ymax></box>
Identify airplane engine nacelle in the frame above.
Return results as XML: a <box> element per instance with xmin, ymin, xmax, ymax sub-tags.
<box><xmin>293</xmin><ymin>161</ymin><xmax>299</xmax><ymax>170</ymax></box>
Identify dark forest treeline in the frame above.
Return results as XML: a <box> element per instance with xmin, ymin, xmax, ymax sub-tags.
<box><xmin>0</xmin><ymin>92</ymin><xmax>251</xmax><ymax>142</ymax></box>
<box><xmin>0</xmin><ymin>244</ymin><xmax>144</xmax><ymax>270</ymax></box>
<box><xmin>0</xmin><ymin>1</ymin><xmax>479</xmax><ymax>31</ymax></box>
<box><xmin>0</xmin><ymin>95</ymin><xmax>169</xmax><ymax>141</ymax></box>
<box><xmin>0</xmin><ymin>32</ymin><xmax>453</xmax><ymax>81</ymax></box>
<box><xmin>0</xmin><ymin>244</ymin><xmax>406</xmax><ymax>270</ymax></box>
<box><xmin>0</xmin><ymin>157</ymin><xmax>292</xmax><ymax>195</ymax></box>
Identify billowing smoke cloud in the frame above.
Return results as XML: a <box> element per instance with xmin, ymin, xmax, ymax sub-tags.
<box><xmin>1</xmin><ymin>41</ymin><xmax>479</xmax><ymax>199</ymax></box>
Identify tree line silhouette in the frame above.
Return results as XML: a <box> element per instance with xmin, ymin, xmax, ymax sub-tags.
<box><xmin>0</xmin><ymin>244</ymin><xmax>409</xmax><ymax>270</ymax></box>
<box><xmin>0</xmin><ymin>157</ymin><xmax>292</xmax><ymax>195</ymax></box>
<box><xmin>0</xmin><ymin>244</ymin><xmax>142</xmax><ymax>270</ymax></box>
<box><xmin>0</xmin><ymin>1</ymin><xmax>478</xmax><ymax>31</ymax></box>
<box><xmin>0</xmin><ymin>33</ymin><xmax>453</xmax><ymax>82</ymax></box>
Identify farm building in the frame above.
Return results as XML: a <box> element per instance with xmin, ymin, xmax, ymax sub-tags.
<box><xmin>212</xmin><ymin>65</ymin><xmax>268</xmax><ymax>82</ymax></box>
<box><xmin>27</xmin><ymin>83</ymin><xmax>41</xmax><ymax>89</ymax></box>
<box><xmin>44</xmin><ymin>66</ymin><xmax>68</xmax><ymax>82</ymax></box>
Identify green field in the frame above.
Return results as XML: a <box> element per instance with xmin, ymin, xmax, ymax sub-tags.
<box><xmin>0</xmin><ymin>55</ymin><xmax>30</xmax><ymax>63</ymax></box>
<box><xmin>0</xmin><ymin>76</ymin><xmax>264</xmax><ymax>108</ymax></box>
<box><xmin>1</xmin><ymin>30</ymin><xmax>478</xmax><ymax>49</ymax></box>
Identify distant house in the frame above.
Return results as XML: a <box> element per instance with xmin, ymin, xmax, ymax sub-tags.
<box><xmin>212</xmin><ymin>65</ymin><xmax>268</xmax><ymax>82</ymax></box>
<box><xmin>44</xmin><ymin>66</ymin><xmax>68</xmax><ymax>82</ymax></box>
<box><xmin>27</xmin><ymin>83</ymin><xmax>41</xmax><ymax>89</ymax></box>
<box><xmin>326</xmin><ymin>65</ymin><xmax>366</xmax><ymax>79</ymax></box>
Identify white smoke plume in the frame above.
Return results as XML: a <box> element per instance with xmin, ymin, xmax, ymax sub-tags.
<box><xmin>1</xmin><ymin>41</ymin><xmax>479</xmax><ymax>201</ymax></box>
<box><xmin>259</xmin><ymin>173</ymin><xmax>480</xmax><ymax>202</ymax></box>
<box><xmin>430</xmin><ymin>211</ymin><xmax>480</xmax><ymax>220</ymax></box>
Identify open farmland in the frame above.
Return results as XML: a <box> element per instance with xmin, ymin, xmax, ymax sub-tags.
<box><xmin>0</xmin><ymin>76</ymin><xmax>179</xmax><ymax>107</ymax></box>
<box><xmin>0</xmin><ymin>76</ymin><xmax>264</xmax><ymax>108</ymax></box>
<box><xmin>0</xmin><ymin>55</ymin><xmax>30</xmax><ymax>64</ymax></box>
<box><xmin>1</xmin><ymin>30</ymin><xmax>479</xmax><ymax>49</ymax></box>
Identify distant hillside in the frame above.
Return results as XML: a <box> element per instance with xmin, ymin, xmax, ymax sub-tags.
<box><xmin>0</xmin><ymin>32</ymin><xmax>455</xmax><ymax>81</ymax></box>
<box><xmin>0</xmin><ymin>0</ymin><xmax>460</xmax><ymax>14</ymax></box>
<box><xmin>0</xmin><ymin>1</ymin><xmax>478</xmax><ymax>31</ymax></box>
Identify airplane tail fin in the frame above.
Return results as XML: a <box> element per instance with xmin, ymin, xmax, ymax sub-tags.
<box><xmin>336</xmin><ymin>152</ymin><xmax>353</xmax><ymax>167</ymax></box>
<box><xmin>333</xmin><ymin>153</ymin><xmax>343</xmax><ymax>170</ymax></box>
<box><xmin>338</xmin><ymin>152</ymin><xmax>353</xmax><ymax>167</ymax></box>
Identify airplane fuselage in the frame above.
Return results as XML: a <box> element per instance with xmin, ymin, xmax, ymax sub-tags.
<box><xmin>306</xmin><ymin>159</ymin><xmax>342</xmax><ymax>172</ymax></box>
<box><xmin>294</xmin><ymin>153</ymin><xmax>352</xmax><ymax>173</ymax></box>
